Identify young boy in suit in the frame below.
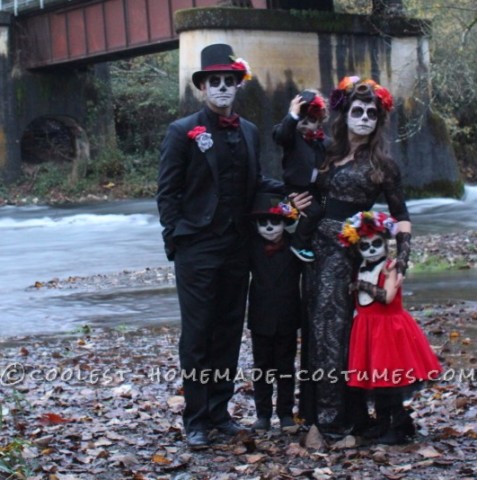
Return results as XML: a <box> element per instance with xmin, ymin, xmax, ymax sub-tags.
<box><xmin>247</xmin><ymin>193</ymin><xmax>302</xmax><ymax>433</ymax></box>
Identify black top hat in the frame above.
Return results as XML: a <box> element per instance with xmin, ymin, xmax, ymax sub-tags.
<box><xmin>192</xmin><ymin>43</ymin><xmax>246</xmax><ymax>89</ymax></box>
<box><xmin>249</xmin><ymin>193</ymin><xmax>296</xmax><ymax>225</ymax></box>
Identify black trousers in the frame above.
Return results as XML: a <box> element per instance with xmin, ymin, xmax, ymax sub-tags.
<box><xmin>251</xmin><ymin>331</ymin><xmax>297</xmax><ymax>419</ymax></box>
<box><xmin>174</xmin><ymin>229</ymin><xmax>249</xmax><ymax>433</ymax></box>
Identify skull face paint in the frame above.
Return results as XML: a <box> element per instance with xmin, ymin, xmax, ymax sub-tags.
<box><xmin>204</xmin><ymin>74</ymin><xmax>238</xmax><ymax>110</ymax></box>
<box><xmin>347</xmin><ymin>100</ymin><xmax>378</xmax><ymax>137</ymax></box>
<box><xmin>359</xmin><ymin>233</ymin><xmax>387</xmax><ymax>263</ymax></box>
<box><xmin>297</xmin><ymin>115</ymin><xmax>320</xmax><ymax>136</ymax></box>
<box><xmin>256</xmin><ymin>218</ymin><xmax>285</xmax><ymax>243</ymax></box>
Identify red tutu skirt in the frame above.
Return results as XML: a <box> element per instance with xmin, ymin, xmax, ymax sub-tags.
<box><xmin>347</xmin><ymin>288</ymin><xmax>442</xmax><ymax>389</ymax></box>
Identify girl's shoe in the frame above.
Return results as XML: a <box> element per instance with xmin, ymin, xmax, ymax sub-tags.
<box><xmin>362</xmin><ymin>416</ymin><xmax>390</xmax><ymax>439</ymax></box>
<box><xmin>375</xmin><ymin>427</ymin><xmax>408</xmax><ymax>445</ymax></box>
<box><xmin>375</xmin><ymin>409</ymin><xmax>416</xmax><ymax>445</ymax></box>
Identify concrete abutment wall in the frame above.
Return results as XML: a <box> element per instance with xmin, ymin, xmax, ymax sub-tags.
<box><xmin>0</xmin><ymin>12</ymin><xmax>19</xmax><ymax>182</ymax></box>
<box><xmin>176</xmin><ymin>8</ymin><xmax>461</xmax><ymax>198</ymax></box>
<box><xmin>0</xmin><ymin>10</ymin><xmax>114</xmax><ymax>185</ymax></box>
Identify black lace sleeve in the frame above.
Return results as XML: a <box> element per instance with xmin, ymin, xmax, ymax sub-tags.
<box><xmin>382</xmin><ymin>160</ymin><xmax>410</xmax><ymax>222</ymax></box>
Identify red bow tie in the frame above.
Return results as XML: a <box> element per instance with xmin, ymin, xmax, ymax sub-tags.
<box><xmin>303</xmin><ymin>129</ymin><xmax>324</xmax><ymax>142</ymax></box>
<box><xmin>264</xmin><ymin>238</ymin><xmax>285</xmax><ymax>256</ymax></box>
<box><xmin>218</xmin><ymin>114</ymin><xmax>240</xmax><ymax>129</ymax></box>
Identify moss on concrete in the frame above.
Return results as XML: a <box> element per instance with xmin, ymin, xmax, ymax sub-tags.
<box><xmin>175</xmin><ymin>8</ymin><xmax>428</xmax><ymax>37</ymax></box>
<box><xmin>405</xmin><ymin>179</ymin><xmax>464</xmax><ymax>200</ymax></box>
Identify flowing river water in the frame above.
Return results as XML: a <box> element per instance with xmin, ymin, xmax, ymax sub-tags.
<box><xmin>1</xmin><ymin>186</ymin><xmax>477</xmax><ymax>339</ymax></box>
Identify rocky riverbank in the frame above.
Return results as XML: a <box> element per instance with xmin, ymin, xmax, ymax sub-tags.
<box><xmin>0</xmin><ymin>301</ymin><xmax>475</xmax><ymax>479</ymax></box>
<box><xmin>28</xmin><ymin>230</ymin><xmax>477</xmax><ymax>293</ymax></box>
<box><xmin>1</xmin><ymin>229</ymin><xmax>476</xmax><ymax>479</ymax></box>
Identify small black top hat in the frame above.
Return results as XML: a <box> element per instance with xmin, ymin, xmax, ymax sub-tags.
<box><xmin>192</xmin><ymin>43</ymin><xmax>246</xmax><ymax>89</ymax></box>
<box><xmin>249</xmin><ymin>193</ymin><xmax>296</xmax><ymax>225</ymax></box>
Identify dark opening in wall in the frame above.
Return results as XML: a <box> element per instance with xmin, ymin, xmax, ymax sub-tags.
<box><xmin>21</xmin><ymin>116</ymin><xmax>80</xmax><ymax>164</ymax></box>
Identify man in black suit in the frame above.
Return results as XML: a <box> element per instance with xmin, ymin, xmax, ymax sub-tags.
<box><xmin>157</xmin><ymin>43</ymin><xmax>283</xmax><ymax>449</ymax></box>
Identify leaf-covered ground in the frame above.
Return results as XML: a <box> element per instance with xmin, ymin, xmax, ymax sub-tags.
<box><xmin>1</xmin><ymin>299</ymin><xmax>476</xmax><ymax>480</ymax></box>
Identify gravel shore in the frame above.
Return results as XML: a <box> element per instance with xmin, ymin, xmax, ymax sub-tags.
<box><xmin>30</xmin><ymin>230</ymin><xmax>477</xmax><ymax>293</ymax></box>
<box><xmin>2</xmin><ymin>231</ymin><xmax>476</xmax><ymax>479</ymax></box>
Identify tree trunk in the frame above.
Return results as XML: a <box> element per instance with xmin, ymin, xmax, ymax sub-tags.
<box><xmin>372</xmin><ymin>0</ymin><xmax>404</xmax><ymax>16</ymax></box>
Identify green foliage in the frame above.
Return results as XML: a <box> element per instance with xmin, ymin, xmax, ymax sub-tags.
<box><xmin>411</xmin><ymin>254</ymin><xmax>468</xmax><ymax>273</ymax></box>
<box><xmin>334</xmin><ymin>1</ymin><xmax>477</xmax><ymax>179</ymax></box>
<box><xmin>404</xmin><ymin>1</ymin><xmax>477</xmax><ymax>176</ymax></box>
<box><xmin>29</xmin><ymin>162</ymin><xmax>73</xmax><ymax>198</ymax></box>
<box><xmin>92</xmin><ymin>146</ymin><xmax>127</xmax><ymax>178</ymax></box>
<box><xmin>0</xmin><ymin>391</ymin><xmax>34</xmax><ymax>479</ymax></box>
<box><xmin>0</xmin><ymin>438</ymin><xmax>34</xmax><ymax>479</ymax></box>
<box><xmin>110</xmin><ymin>51</ymin><xmax>179</xmax><ymax>155</ymax></box>
<box><xmin>404</xmin><ymin>179</ymin><xmax>465</xmax><ymax>199</ymax></box>
<box><xmin>0</xmin><ymin>144</ymin><xmax>158</xmax><ymax>203</ymax></box>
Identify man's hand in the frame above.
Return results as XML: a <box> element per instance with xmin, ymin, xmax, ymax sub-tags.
<box><xmin>289</xmin><ymin>191</ymin><xmax>313</xmax><ymax>216</ymax></box>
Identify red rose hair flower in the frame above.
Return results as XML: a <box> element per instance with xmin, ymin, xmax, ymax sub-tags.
<box><xmin>374</xmin><ymin>86</ymin><xmax>394</xmax><ymax>112</ymax></box>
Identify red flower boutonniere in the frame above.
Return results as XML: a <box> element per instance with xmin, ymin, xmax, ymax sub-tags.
<box><xmin>188</xmin><ymin>126</ymin><xmax>213</xmax><ymax>152</ymax></box>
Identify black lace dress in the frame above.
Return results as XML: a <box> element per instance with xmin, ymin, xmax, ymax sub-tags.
<box><xmin>299</xmin><ymin>156</ymin><xmax>410</xmax><ymax>435</ymax></box>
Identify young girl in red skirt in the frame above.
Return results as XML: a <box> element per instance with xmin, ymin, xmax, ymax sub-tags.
<box><xmin>339</xmin><ymin>211</ymin><xmax>443</xmax><ymax>444</ymax></box>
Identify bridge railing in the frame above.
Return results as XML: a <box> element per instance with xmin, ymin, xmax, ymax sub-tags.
<box><xmin>0</xmin><ymin>0</ymin><xmax>73</xmax><ymax>15</ymax></box>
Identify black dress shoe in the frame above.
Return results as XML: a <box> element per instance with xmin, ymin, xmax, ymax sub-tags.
<box><xmin>215</xmin><ymin>419</ymin><xmax>249</xmax><ymax>436</ymax></box>
<box><xmin>251</xmin><ymin>417</ymin><xmax>271</xmax><ymax>432</ymax></box>
<box><xmin>187</xmin><ymin>430</ymin><xmax>209</xmax><ymax>449</ymax></box>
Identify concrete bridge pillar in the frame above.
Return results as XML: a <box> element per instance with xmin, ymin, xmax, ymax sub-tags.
<box><xmin>0</xmin><ymin>12</ymin><xmax>20</xmax><ymax>182</ymax></box>
<box><xmin>176</xmin><ymin>8</ymin><xmax>461</xmax><ymax>198</ymax></box>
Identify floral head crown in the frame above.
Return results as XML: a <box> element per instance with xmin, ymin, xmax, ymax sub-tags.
<box><xmin>338</xmin><ymin>211</ymin><xmax>398</xmax><ymax>247</ymax></box>
<box><xmin>330</xmin><ymin>76</ymin><xmax>394</xmax><ymax>113</ymax></box>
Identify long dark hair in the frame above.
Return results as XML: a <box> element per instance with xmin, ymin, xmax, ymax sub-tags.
<box><xmin>322</xmin><ymin>83</ymin><xmax>391</xmax><ymax>183</ymax></box>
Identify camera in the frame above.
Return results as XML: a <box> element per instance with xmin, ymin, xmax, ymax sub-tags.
<box><xmin>299</xmin><ymin>90</ymin><xmax>316</xmax><ymax>117</ymax></box>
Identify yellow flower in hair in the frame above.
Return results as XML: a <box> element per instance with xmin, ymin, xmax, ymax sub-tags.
<box><xmin>342</xmin><ymin>224</ymin><xmax>360</xmax><ymax>244</ymax></box>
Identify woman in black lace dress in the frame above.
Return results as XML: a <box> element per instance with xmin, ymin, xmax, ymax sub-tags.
<box><xmin>299</xmin><ymin>76</ymin><xmax>412</xmax><ymax>438</ymax></box>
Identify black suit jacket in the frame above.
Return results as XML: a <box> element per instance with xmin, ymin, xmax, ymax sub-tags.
<box><xmin>157</xmin><ymin>107</ymin><xmax>284</xmax><ymax>260</ymax></box>
<box><xmin>272</xmin><ymin>113</ymin><xmax>329</xmax><ymax>188</ymax></box>
<box><xmin>247</xmin><ymin>233</ymin><xmax>302</xmax><ymax>336</ymax></box>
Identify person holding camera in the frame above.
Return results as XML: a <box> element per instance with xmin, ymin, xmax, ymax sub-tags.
<box><xmin>272</xmin><ymin>90</ymin><xmax>329</xmax><ymax>262</ymax></box>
